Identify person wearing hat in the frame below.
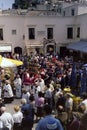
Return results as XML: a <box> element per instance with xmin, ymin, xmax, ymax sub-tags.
<box><xmin>65</xmin><ymin>93</ymin><xmax>73</xmax><ymax>112</ymax></box>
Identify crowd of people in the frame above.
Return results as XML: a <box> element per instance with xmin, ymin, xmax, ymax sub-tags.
<box><xmin>0</xmin><ymin>53</ymin><xmax>86</xmax><ymax>130</ymax></box>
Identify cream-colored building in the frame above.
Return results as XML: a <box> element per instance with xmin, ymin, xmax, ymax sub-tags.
<box><xmin>62</xmin><ymin>2</ymin><xmax>87</xmax><ymax>16</ymax></box>
<box><xmin>0</xmin><ymin>4</ymin><xmax>86</xmax><ymax>55</ymax></box>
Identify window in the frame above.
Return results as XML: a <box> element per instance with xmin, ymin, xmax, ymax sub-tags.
<box><xmin>71</xmin><ymin>9</ymin><xmax>75</xmax><ymax>16</ymax></box>
<box><xmin>63</xmin><ymin>11</ymin><xmax>65</xmax><ymax>16</ymax></box>
<box><xmin>12</xmin><ymin>29</ymin><xmax>16</xmax><ymax>35</ymax></box>
<box><xmin>47</xmin><ymin>28</ymin><xmax>53</xmax><ymax>39</ymax></box>
<box><xmin>67</xmin><ymin>27</ymin><xmax>73</xmax><ymax>39</ymax></box>
<box><xmin>77</xmin><ymin>27</ymin><xmax>80</xmax><ymax>38</ymax></box>
<box><xmin>58</xmin><ymin>8</ymin><xmax>61</xmax><ymax>13</ymax></box>
<box><xmin>28</xmin><ymin>28</ymin><xmax>35</xmax><ymax>39</ymax></box>
<box><xmin>0</xmin><ymin>29</ymin><xmax>3</xmax><ymax>40</ymax></box>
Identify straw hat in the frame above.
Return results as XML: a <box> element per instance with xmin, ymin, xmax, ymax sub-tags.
<box><xmin>63</xmin><ymin>87</ymin><xmax>71</xmax><ymax>92</ymax></box>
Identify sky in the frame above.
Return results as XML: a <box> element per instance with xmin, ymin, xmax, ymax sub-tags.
<box><xmin>0</xmin><ymin>0</ymin><xmax>14</xmax><ymax>9</ymax></box>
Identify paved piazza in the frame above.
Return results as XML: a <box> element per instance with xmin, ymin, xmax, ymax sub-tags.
<box><xmin>5</xmin><ymin>99</ymin><xmax>37</xmax><ymax>130</ymax></box>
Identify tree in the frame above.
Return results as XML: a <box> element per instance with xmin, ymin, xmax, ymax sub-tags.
<box><xmin>13</xmin><ymin>0</ymin><xmax>29</xmax><ymax>9</ymax></box>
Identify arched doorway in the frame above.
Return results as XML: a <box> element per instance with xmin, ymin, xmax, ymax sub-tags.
<box><xmin>43</xmin><ymin>38</ymin><xmax>56</xmax><ymax>55</ymax></box>
<box><xmin>45</xmin><ymin>42</ymin><xmax>56</xmax><ymax>55</ymax></box>
<box><xmin>47</xmin><ymin>45</ymin><xmax>54</xmax><ymax>55</ymax></box>
<box><xmin>14</xmin><ymin>47</ymin><xmax>22</xmax><ymax>55</ymax></box>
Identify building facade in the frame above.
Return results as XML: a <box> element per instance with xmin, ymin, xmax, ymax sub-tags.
<box><xmin>62</xmin><ymin>3</ymin><xmax>87</xmax><ymax>16</ymax></box>
<box><xmin>0</xmin><ymin>6</ymin><xmax>86</xmax><ymax>55</ymax></box>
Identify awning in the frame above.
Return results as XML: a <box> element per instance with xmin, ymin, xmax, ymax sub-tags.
<box><xmin>26</xmin><ymin>44</ymin><xmax>43</xmax><ymax>48</ymax></box>
<box><xmin>30</xmin><ymin>44</ymin><xmax>43</xmax><ymax>47</ymax></box>
<box><xmin>67</xmin><ymin>40</ymin><xmax>87</xmax><ymax>53</ymax></box>
<box><xmin>0</xmin><ymin>45</ymin><xmax>12</xmax><ymax>52</ymax></box>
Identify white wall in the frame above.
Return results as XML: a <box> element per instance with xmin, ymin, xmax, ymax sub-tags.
<box><xmin>24</xmin><ymin>15</ymin><xmax>74</xmax><ymax>45</ymax></box>
<box><xmin>0</xmin><ymin>15</ymin><xmax>25</xmax><ymax>52</ymax></box>
<box><xmin>62</xmin><ymin>5</ymin><xmax>78</xmax><ymax>16</ymax></box>
<box><xmin>78</xmin><ymin>6</ymin><xmax>87</xmax><ymax>15</ymax></box>
<box><xmin>0</xmin><ymin>10</ymin><xmax>87</xmax><ymax>54</ymax></box>
<box><xmin>74</xmin><ymin>14</ymin><xmax>87</xmax><ymax>39</ymax></box>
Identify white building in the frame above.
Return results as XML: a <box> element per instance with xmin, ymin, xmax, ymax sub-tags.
<box><xmin>62</xmin><ymin>2</ymin><xmax>87</xmax><ymax>16</ymax></box>
<box><xmin>0</xmin><ymin>2</ymin><xmax>86</xmax><ymax>56</ymax></box>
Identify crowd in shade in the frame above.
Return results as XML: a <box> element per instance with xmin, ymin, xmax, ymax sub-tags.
<box><xmin>0</xmin><ymin>52</ymin><xmax>87</xmax><ymax>130</ymax></box>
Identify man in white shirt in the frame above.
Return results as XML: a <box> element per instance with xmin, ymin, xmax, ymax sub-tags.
<box><xmin>0</xmin><ymin>106</ymin><xmax>14</xmax><ymax>130</ymax></box>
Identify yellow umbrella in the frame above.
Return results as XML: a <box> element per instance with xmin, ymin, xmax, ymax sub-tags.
<box><xmin>0</xmin><ymin>55</ymin><xmax>23</xmax><ymax>68</ymax></box>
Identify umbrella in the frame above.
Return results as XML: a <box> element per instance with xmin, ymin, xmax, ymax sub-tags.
<box><xmin>0</xmin><ymin>55</ymin><xmax>23</xmax><ymax>68</ymax></box>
